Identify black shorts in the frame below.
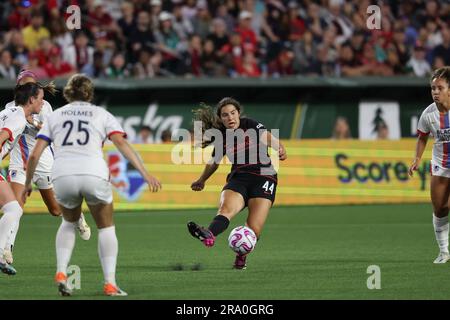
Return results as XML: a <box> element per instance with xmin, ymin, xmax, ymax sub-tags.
<box><xmin>223</xmin><ymin>172</ymin><xmax>277</xmax><ymax>206</ymax></box>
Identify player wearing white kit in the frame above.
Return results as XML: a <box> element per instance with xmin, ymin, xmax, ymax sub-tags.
<box><xmin>2</xmin><ymin>71</ymin><xmax>91</xmax><ymax>267</ymax></box>
<box><xmin>0</xmin><ymin>82</ymin><xmax>45</xmax><ymax>275</ymax></box>
<box><xmin>22</xmin><ymin>74</ymin><xmax>161</xmax><ymax>296</ymax></box>
<box><xmin>409</xmin><ymin>66</ymin><xmax>450</xmax><ymax>264</ymax></box>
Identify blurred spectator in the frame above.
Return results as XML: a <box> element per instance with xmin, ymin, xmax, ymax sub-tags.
<box><xmin>406</xmin><ymin>43</ymin><xmax>431</xmax><ymax>77</ymax></box>
<box><xmin>128</xmin><ymin>11</ymin><xmax>156</xmax><ymax>63</ymax></box>
<box><xmin>44</xmin><ymin>46</ymin><xmax>75</xmax><ymax>78</ymax></box>
<box><xmin>236</xmin><ymin>11</ymin><xmax>258</xmax><ymax>54</ymax></box>
<box><xmin>22</xmin><ymin>8</ymin><xmax>50</xmax><ymax>51</ymax></box>
<box><xmin>117</xmin><ymin>1</ymin><xmax>136</xmax><ymax>41</ymax></box>
<box><xmin>161</xmin><ymin>129</ymin><xmax>172</xmax><ymax>143</ymax></box>
<box><xmin>268</xmin><ymin>45</ymin><xmax>295</xmax><ymax>77</ymax></box>
<box><xmin>187</xmin><ymin>35</ymin><xmax>202</xmax><ymax>76</ymax></box>
<box><xmin>23</xmin><ymin>51</ymin><xmax>48</xmax><ymax>79</ymax></box>
<box><xmin>432</xmin><ymin>27</ymin><xmax>450</xmax><ymax>65</ymax></box>
<box><xmin>84</xmin><ymin>50</ymin><xmax>106</xmax><ymax>78</ymax></box>
<box><xmin>134</xmin><ymin>126</ymin><xmax>154</xmax><ymax>144</ymax></box>
<box><xmin>105</xmin><ymin>52</ymin><xmax>129</xmax><ymax>79</ymax></box>
<box><xmin>207</xmin><ymin>18</ymin><xmax>229</xmax><ymax>54</ymax></box>
<box><xmin>331</xmin><ymin>116</ymin><xmax>352</xmax><ymax>140</ymax></box>
<box><xmin>191</xmin><ymin>2</ymin><xmax>212</xmax><ymax>40</ymax></box>
<box><xmin>133</xmin><ymin>47</ymin><xmax>156</xmax><ymax>79</ymax></box>
<box><xmin>0</xmin><ymin>49</ymin><xmax>18</xmax><ymax>80</ymax></box>
<box><xmin>8</xmin><ymin>0</ymin><xmax>32</xmax><ymax>30</ymax></box>
<box><xmin>154</xmin><ymin>11</ymin><xmax>188</xmax><ymax>75</ymax></box>
<box><xmin>49</xmin><ymin>17</ymin><xmax>73</xmax><ymax>50</ymax></box>
<box><xmin>6</xmin><ymin>30</ymin><xmax>28</xmax><ymax>69</ymax></box>
<box><xmin>201</xmin><ymin>39</ymin><xmax>225</xmax><ymax>77</ymax></box>
<box><xmin>63</xmin><ymin>31</ymin><xmax>94</xmax><ymax>72</ymax></box>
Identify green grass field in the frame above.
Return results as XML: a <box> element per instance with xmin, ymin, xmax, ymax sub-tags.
<box><xmin>1</xmin><ymin>203</ymin><xmax>449</xmax><ymax>300</ymax></box>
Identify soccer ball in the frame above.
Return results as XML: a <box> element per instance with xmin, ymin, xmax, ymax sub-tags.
<box><xmin>228</xmin><ymin>226</ymin><xmax>257</xmax><ymax>255</ymax></box>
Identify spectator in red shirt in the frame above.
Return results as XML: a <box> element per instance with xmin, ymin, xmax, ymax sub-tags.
<box><xmin>8</xmin><ymin>0</ymin><xmax>32</xmax><ymax>29</ymax></box>
<box><xmin>235</xmin><ymin>11</ymin><xmax>258</xmax><ymax>52</ymax></box>
<box><xmin>44</xmin><ymin>46</ymin><xmax>75</xmax><ymax>78</ymax></box>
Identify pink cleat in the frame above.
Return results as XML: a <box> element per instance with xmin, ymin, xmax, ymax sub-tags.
<box><xmin>233</xmin><ymin>254</ymin><xmax>247</xmax><ymax>270</ymax></box>
<box><xmin>187</xmin><ymin>221</ymin><xmax>216</xmax><ymax>247</ymax></box>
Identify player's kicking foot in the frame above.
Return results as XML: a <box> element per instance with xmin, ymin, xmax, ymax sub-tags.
<box><xmin>55</xmin><ymin>272</ymin><xmax>72</xmax><ymax>296</ymax></box>
<box><xmin>76</xmin><ymin>213</ymin><xmax>91</xmax><ymax>241</ymax></box>
<box><xmin>233</xmin><ymin>254</ymin><xmax>247</xmax><ymax>270</ymax></box>
<box><xmin>187</xmin><ymin>221</ymin><xmax>215</xmax><ymax>247</ymax></box>
<box><xmin>104</xmin><ymin>283</ymin><xmax>128</xmax><ymax>297</ymax></box>
<box><xmin>0</xmin><ymin>257</ymin><xmax>16</xmax><ymax>275</ymax></box>
<box><xmin>434</xmin><ymin>252</ymin><xmax>450</xmax><ymax>264</ymax></box>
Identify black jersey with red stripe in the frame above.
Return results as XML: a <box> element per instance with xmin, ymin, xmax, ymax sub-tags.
<box><xmin>212</xmin><ymin>117</ymin><xmax>277</xmax><ymax>180</ymax></box>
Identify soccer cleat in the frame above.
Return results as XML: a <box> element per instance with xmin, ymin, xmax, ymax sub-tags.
<box><xmin>233</xmin><ymin>254</ymin><xmax>247</xmax><ymax>270</ymax></box>
<box><xmin>76</xmin><ymin>213</ymin><xmax>91</xmax><ymax>241</ymax></box>
<box><xmin>55</xmin><ymin>272</ymin><xmax>72</xmax><ymax>296</ymax></box>
<box><xmin>0</xmin><ymin>258</ymin><xmax>16</xmax><ymax>275</ymax></box>
<box><xmin>3</xmin><ymin>248</ymin><xmax>13</xmax><ymax>265</ymax></box>
<box><xmin>104</xmin><ymin>283</ymin><xmax>128</xmax><ymax>297</ymax></box>
<box><xmin>187</xmin><ymin>221</ymin><xmax>215</xmax><ymax>247</ymax></box>
<box><xmin>433</xmin><ymin>252</ymin><xmax>450</xmax><ymax>264</ymax></box>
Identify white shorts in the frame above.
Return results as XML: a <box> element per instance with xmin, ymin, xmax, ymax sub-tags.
<box><xmin>431</xmin><ymin>161</ymin><xmax>450</xmax><ymax>178</ymax></box>
<box><xmin>53</xmin><ymin>175</ymin><xmax>113</xmax><ymax>209</ymax></box>
<box><xmin>8</xmin><ymin>169</ymin><xmax>53</xmax><ymax>190</ymax></box>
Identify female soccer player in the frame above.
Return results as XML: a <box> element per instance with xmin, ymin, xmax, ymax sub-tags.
<box><xmin>22</xmin><ymin>74</ymin><xmax>162</xmax><ymax>296</ymax></box>
<box><xmin>0</xmin><ymin>82</ymin><xmax>45</xmax><ymax>275</ymax></box>
<box><xmin>187</xmin><ymin>97</ymin><xmax>287</xmax><ymax>269</ymax></box>
<box><xmin>409</xmin><ymin>66</ymin><xmax>450</xmax><ymax>263</ymax></box>
<box><xmin>3</xmin><ymin>70</ymin><xmax>91</xmax><ymax>267</ymax></box>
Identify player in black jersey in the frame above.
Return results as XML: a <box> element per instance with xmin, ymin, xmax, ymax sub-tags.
<box><xmin>187</xmin><ymin>97</ymin><xmax>287</xmax><ymax>269</ymax></box>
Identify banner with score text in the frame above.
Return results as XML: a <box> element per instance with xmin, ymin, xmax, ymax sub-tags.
<box><xmin>7</xmin><ymin>139</ymin><xmax>432</xmax><ymax>213</ymax></box>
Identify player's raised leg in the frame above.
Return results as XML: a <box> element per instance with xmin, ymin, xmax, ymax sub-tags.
<box><xmin>188</xmin><ymin>190</ymin><xmax>244</xmax><ymax>247</ymax></box>
<box><xmin>88</xmin><ymin>202</ymin><xmax>127</xmax><ymax>297</ymax></box>
<box><xmin>430</xmin><ymin>175</ymin><xmax>450</xmax><ymax>263</ymax></box>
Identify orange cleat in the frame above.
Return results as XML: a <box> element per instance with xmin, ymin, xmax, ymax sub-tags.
<box><xmin>104</xmin><ymin>283</ymin><xmax>128</xmax><ymax>297</ymax></box>
<box><xmin>55</xmin><ymin>272</ymin><xmax>72</xmax><ymax>296</ymax></box>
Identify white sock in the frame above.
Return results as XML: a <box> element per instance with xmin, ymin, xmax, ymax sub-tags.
<box><xmin>98</xmin><ymin>226</ymin><xmax>118</xmax><ymax>286</ymax></box>
<box><xmin>5</xmin><ymin>220</ymin><xmax>20</xmax><ymax>251</ymax></box>
<box><xmin>433</xmin><ymin>214</ymin><xmax>449</xmax><ymax>254</ymax></box>
<box><xmin>0</xmin><ymin>201</ymin><xmax>23</xmax><ymax>258</ymax></box>
<box><xmin>56</xmin><ymin>219</ymin><xmax>76</xmax><ymax>274</ymax></box>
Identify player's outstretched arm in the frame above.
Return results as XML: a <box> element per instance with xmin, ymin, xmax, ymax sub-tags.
<box><xmin>191</xmin><ymin>160</ymin><xmax>220</xmax><ymax>191</ymax></box>
<box><xmin>261</xmin><ymin>130</ymin><xmax>287</xmax><ymax>161</ymax></box>
<box><xmin>22</xmin><ymin>138</ymin><xmax>49</xmax><ymax>203</ymax></box>
<box><xmin>408</xmin><ymin>135</ymin><xmax>428</xmax><ymax>177</ymax></box>
<box><xmin>110</xmin><ymin>133</ymin><xmax>161</xmax><ymax>192</ymax></box>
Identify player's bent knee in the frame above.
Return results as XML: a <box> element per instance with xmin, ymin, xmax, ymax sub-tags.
<box><xmin>435</xmin><ymin>207</ymin><xmax>449</xmax><ymax>217</ymax></box>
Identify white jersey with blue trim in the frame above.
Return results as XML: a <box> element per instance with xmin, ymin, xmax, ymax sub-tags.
<box><xmin>0</xmin><ymin>107</ymin><xmax>27</xmax><ymax>166</ymax></box>
<box><xmin>5</xmin><ymin>100</ymin><xmax>54</xmax><ymax>172</ymax></box>
<box><xmin>37</xmin><ymin>101</ymin><xmax>126</xmax><ymax>180</ymax></box>
<box><xmin>417</xmin><ymin>102</ymin><xmax>450</xmax><ymax>168</ymax></box>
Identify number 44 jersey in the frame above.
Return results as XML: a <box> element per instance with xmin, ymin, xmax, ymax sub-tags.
<box><xmin>37</xmin><ymin>101</ymin><xmax>126</xmax><ymax>181</ymax></box>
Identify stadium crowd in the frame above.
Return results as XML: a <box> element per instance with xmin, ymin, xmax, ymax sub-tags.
<box><xmin>0</xmin><ymin>0</ymin><xmax>449</xmax><ymax>79</ymax></box>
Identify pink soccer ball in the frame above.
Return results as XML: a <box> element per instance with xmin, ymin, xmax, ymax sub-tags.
<box><xmin>228</xmin><ymin>226</ymin><xmax>257</xmax><ymax>255</ymax></box>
